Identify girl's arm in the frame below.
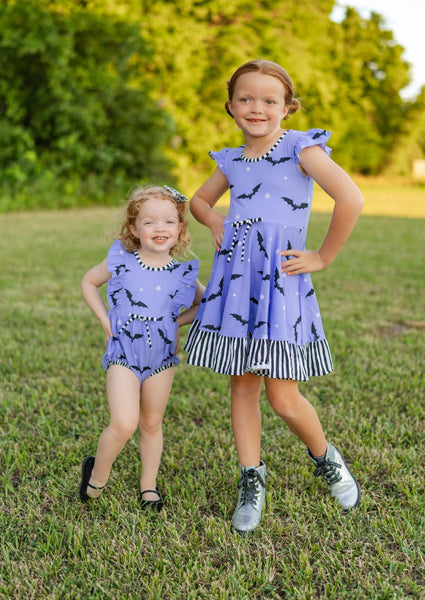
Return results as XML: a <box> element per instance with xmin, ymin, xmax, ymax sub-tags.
<box><xmin>176</xmin><ymin>279</ymin><xmax>206</xmax><ymax>328</ymax></box>
<box><xmin>190</xmin><ymin>167</ymin><xmax>229</xmax><ymax>251</ymax></box>
<box><xmin>81</xmin><ymin>258</ymin><xmax>113</xmax><ymax>344</ymax></box>
<box><xmin>281</xmin><ymin>145</ymin><xmax>364</xmax><ymax>274</ymax></box>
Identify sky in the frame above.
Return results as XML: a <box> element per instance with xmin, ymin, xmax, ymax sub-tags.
<box><xmin>330</xmin><ymin>0</ymin><xmax>425</xmax><ymax>99</ymax></box>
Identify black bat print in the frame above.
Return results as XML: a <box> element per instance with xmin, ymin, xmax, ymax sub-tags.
<box><xmin>167</xmin><ymin>262</ymin><xmax>181</xmax><ymax>272</ymax></box>
<box><xmin>274</xmin><ymin>267</ymin><xmax>285</xmax><ymax>296</ymax></box>
<box><xmin>306</xmin><ymin>288</ymin><xmax>315</xmax><ymax>298</ymax></box>
<box><xmin>122</xmin><ymin>329</ymin><xmax>144</xmax><ymax>342</ymax></box>
<box><xmin>207</xmin><ymin>277</ymin><xmax>224</xmax><ymax>301</ymax></box>
<box><xmin>203</xmin><ymin>324</ymin><xmax>221</xmax><ymax>331</ymax></box>
<box><xmin>158</xmin><ymin>328</ymin><xmax>173</xmax><ymax>344</ymax></box>
<box><xmin>237</xmin><ymin>183</ymin><xmax>262</xmax><ymax>200</ymax></box>
<box><xmin>232</xmin><ymin>157</ymin><xmax>244</xmax><ymax>163</ymax></box>
<box><xmin>264</xmin><ymin>156</ymin><xmax>291</xmax><ymax>166</ymax></box>
<box><xmin>312</xmin><ymin>130</ymin><xmax>327</xmax><ymax>139</ymax></box>
<box><xmin>257</xmin><ymin>270</ymin><xmax>270</xmax><ymax>281</ymax></box>
<box><xmin>169</xmin><ymin>289</ymin><xmax>179</xmax><ymax>300</ymax></box>
<box><xmin>311</xmin><ymin>322</ymin><xmax>319</xmax><ymax>342</ymax></box>
<box><xmin>283</xmin><ymin>240</ymin><xmax>293</xmax><ymax>261</ymax></box>
<box><xmin>109</xmin><ymin>288</ymin><xmax>121</xmax><ymax>306</ymax></box>
<box><xmin>115</xmin><ymin>264</ymin><xmax>129</xmax><ymax>275</ymax></box>
<box><xmin>200</xmin><ymin>297</ymin><xmax>207</xmax><ymax>304</ymax></box>
<box><xmin>257</xmin><ymin>231</ymin><xmax>269</xmax><ymax>259</ymax></box>
<box><xmin>230</xmin><ymin>313</ymin><xmax>248</xmax><ymax>325</ymax></box>
<box><xmin>132</xmin><ymin>365</ymin><xmax>151</xmax><ymax>375</ymax></box>
<box><xmin>231</xmin><ymin>273</ymin><xmax>243</xmax><ymax>280</ymax></box>
<box><xmin>183</xmin><ymin>264</ymin><xmax>193</xmax><ymax>277</ymax></box>
<box><xmin>219</xmin><ymin>247</ymin><xmax>231</xmax><ymax>257</ymax></box>
<box><xmin>282</xmin><ymin>197</ymin><xmax>309</xmax><ymax>211</ymax></box>
<box><xmin>125</xmin><ymin>289</ymin><xmax>148</xmax><ymax>308</ymax></box>
<box><xmin>253</xmin><ymin>320</ymin><xmax>268</xmax><ymax>330</ymax></box>
<box><xmin>250</xmin><ymin>297</ymin><xmax>258</xmax><ymax>305</ymax></box>
<box><xmin>293</xmin><ymin>316</ymin><xmax>302</xmax><ymax>343</ymax></box>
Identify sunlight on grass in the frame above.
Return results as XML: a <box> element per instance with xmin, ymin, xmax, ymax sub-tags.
<box><xmin>0</xmin><ymin>205</ymin><xmax>424</xmax><ymax>599</ymax></box>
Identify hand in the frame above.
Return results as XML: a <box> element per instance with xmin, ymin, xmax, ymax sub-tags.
<box><xmin>100</xmin><ymin>316</ymin><xmax>113</xmax><ymax>346</ymax></box>
<box><xmin>174</xmin><ymin>329</ymin><xmax>180</xmax><ymax>354</ymax></box>
<box><xmin>280</xmin><ymin>249</ymin><xmax>326</xmax><ymax>275</ymax></box>
<box><xmin>209</xmin><ymin>212</ymin><xmax>225</xmax><ymax>251</ymax></box>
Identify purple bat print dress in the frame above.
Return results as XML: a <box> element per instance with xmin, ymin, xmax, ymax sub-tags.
<box><xmin>185</xmin><ymin>129</ymin><xmax>333</xmax><ymax>380</ymax></box>
<box><xmin>102</xmin><ymin>239</ymin><xmax>199</xmax><ymax>384</ymax></box>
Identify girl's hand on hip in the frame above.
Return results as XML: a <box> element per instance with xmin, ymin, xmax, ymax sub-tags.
<box><xmin>100</xmin><ymin>316</ymin><xmax>113</xmax><ymax>346</ymax></box>
<box><xmin>280</xmin><ymin>250</ymin><xmax>326</xmax><ymax>275</ymax></box>
<box><xmin>209</xmin><ymin>212</ymin><xmax>225</xmax><ymax>251</ymax></box>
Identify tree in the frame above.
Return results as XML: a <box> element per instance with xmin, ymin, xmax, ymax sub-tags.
<box><xmin>0</xmin><ymin>0</ymin><xmax>175</xmax><ymax>190</ymax></box>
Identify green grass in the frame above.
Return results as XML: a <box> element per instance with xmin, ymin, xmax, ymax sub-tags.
<box><xmin>0</xmin><ymin>206</ymin><xmax>424</xmax><ymax>599</ymax></box>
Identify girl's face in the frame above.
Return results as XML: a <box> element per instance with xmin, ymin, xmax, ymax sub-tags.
<box><xmin>227</xmin><ymin>71</ymin><xmax>289</xmax><ymax>139</ymax></box>
<box><xmin>130</xmin><ymin>197</ymin><xmax>182</xmax><ymax>258</ymax></box>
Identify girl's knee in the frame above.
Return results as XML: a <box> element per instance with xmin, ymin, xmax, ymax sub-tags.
<box><xmin>109</xmin><ymin>420</ymin><xmax>138</xmax><ymax>441</ymax></box>
<box><xmin>268</xmin><ymin>392</ymin><xmax>304</xmax><ymax>420</ymax></box>
<box><xmin>139</xmin><ymin>419</ymin><xmax>163</xmax><ymax>436</ymax></box>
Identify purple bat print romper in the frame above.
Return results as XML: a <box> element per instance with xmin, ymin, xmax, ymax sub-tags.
<box><xmin>103</xmin><ymin>239</ymin><xmax>199</xmax><ymax>384</ymax></box>
<box><xmin>185</xmin><ymin>129</ymin><xmax>333</xmax><ymax>381</ymax></box>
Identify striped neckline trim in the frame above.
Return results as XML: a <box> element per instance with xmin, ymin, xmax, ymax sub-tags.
<box><xmin>133</xmin><ymin>250</ymin><xmax>177</xmax><ymax>271</ymax></box>
<box><xmin>240</xmin><ymin>131</ymin><xmax>287</xmax><ymax>162</ymax></box>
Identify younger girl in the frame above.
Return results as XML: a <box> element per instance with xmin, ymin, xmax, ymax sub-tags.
<box><xmin>185</xmin><ymin>60</ymin><xmax>364</xmax><ymax>532</ymax></box>
<box><xmin>79</xmin><ymin>185</ymin><xmax>204</xmax><ymax>511</ymax></box>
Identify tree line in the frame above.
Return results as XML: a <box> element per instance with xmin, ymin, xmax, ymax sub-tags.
<box><xmin>1</xmin><ymin>0</ymin><xmax>424</xmax><ymax>210</ymax></box>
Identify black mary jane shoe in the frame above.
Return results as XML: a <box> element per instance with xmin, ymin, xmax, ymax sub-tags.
<box><xmin>139</xmin><ymin>489</ymin><xmax>164</xmax><ymax>513</ymax></box>
<box><xmin>79</xmin><ymin>456</ymin><xmax>105</xmax><ymax>503</ymax></box>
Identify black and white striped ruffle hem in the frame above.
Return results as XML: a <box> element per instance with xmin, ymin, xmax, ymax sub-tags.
<box><xmin>185</xmin><ymin>320</ymin><xmax>333</xmax><ymax>381</ymax></box>
<box><xmin>107</xmin><ymin>359</ymin><xmax>177</xmax><ymax>379</ymax></box>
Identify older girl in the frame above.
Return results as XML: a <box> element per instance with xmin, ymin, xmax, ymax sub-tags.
<box><xmin>185</xmin><ymin>60</ymin><xmax>364</xmax><ymax>533</ymax></box>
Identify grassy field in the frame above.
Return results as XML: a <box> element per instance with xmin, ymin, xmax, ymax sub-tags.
<box><xmin>0</xmin><ymin>196</ymin><xmax>424</xmax><ymax>599</ymax></box>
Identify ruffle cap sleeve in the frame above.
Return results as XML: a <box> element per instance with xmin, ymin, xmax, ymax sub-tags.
<box><xmin>105</xmin><ymin>239</ymin><xmax>130</xmax><ymax>304</ymax></box>
<box><xmin>209</xmin><ymin>148</ymin><xmax>232</xmax><ymax>177</ymax></box>
<box><xmin>106</xmin><ymin>239</ymin><xmax>129</xmax><ymax>276</ymax></box>
<box><xmin>171</xmin><ymin>259</ymin><xmax>199</xmax><ymax>314</ymax></box>
<box><xmin>294</xmin><ymin>129</ymin><xmax>332</xmax><ymax>164</ymax></box>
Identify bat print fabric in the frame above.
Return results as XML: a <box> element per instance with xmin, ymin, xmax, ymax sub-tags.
<box><xmin>185</xmin><ymin>129</ymin><xmax>333</xmax><ymax>380</ymax></box>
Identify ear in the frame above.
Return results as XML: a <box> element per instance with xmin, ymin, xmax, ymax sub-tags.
<box><xmin>225</xmin><ymin>100</ymin><xmax>234</xmax><ymax>118</ymax></box>
<box><xmin>282</xmin><ymin>106</ymin><xmax>290</xmax><ymax>119</ymax></box>
<box><xmin>129</xmin><ymin>224</ymin><xmax>139</xmax><ymax>239</ymax></box>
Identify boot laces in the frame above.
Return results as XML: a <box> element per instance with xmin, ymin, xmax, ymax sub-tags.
<box><xmin>238</xmin><ymin>469</ymin><xmax>263</xmax><ymax>506</ymax></box>
<box><xmin>313</xmin><ymin>459</ymin><xmax>342</xmax><ymax>485</ymax></box>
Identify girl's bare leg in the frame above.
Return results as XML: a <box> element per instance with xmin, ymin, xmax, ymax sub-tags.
<box><xmin>230</xmin><ymin>373</ymin><xmax>263</xmax><ymax>466</ymax></box>
<box><xmin>138</xmin><ymin>368</ymin><xmax>174</xmax><ymax>501</ymax></box>
<box><xmin>264</xmin><ymin>377</ymin><xmax>327</xmax><ymax>456</ymax></box>
<box><xmin>88</xmin><ymin>365</ymin><xmax>141</xmax><ymax>498</ymax></box>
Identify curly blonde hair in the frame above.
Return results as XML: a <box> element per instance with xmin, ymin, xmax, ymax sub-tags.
<box><xmin>119</xmin><ymin>185</ymin><xmax>191</xmax><ymax>257</ymax></box>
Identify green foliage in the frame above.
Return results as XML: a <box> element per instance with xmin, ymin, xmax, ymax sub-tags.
<box><xmin>0</xmin><ymin>0</ymin><xmax>175</xmax><ymax>200</ymax></box>
<box><xmin>385</xmin><ymin>87</ymin><xmax>425</xmax><ymax>175</ymax></box>
<box><xmin>0</xmin><ymin>0</ymin><xmax>422</xmax><ymax>211</ymax></box>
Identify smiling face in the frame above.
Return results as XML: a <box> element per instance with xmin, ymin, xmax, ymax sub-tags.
<box><xmin>129</xmin><ymin>196</ymin><xmax>182</xmax><ymax>261</ymax></box>
<box><xmin>226</xmin><ymin>71</ymin><xmax>289</xmax><ymax>140</ymax></box>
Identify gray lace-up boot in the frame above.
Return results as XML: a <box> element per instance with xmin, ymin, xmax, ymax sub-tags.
<box><xmin>231</xmin><ymin>461</ymin><xmax>266</xmax><ymax>533</ymax></box>
<box><xmin>308</xmin><ymin>443</ymin><xmax>361</xmax><ymax>510</ymax></box>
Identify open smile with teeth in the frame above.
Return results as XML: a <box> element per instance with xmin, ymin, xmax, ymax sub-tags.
<box><xmin>153</xmin><ymin>236</ymin><xmax>168</xmax><ymax>241</ymax></box>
